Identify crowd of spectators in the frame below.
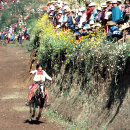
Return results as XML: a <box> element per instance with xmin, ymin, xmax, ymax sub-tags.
<box><xmin>0</xmin><ymin>0</ymin><xmax>19</xmax><ymax>10</ymax></box>
<box><xmin>0</xmin><ymin>15</ymin><xmax>29</xmax><ymax>44</ymax></box>
<box><xmin>46</xmin><ymin>0</ymin><xmax>130</xmax><ymax>43</ymax></box>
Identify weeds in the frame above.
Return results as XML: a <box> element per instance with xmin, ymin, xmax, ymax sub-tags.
<box><xmin>43</xmin><ymin>109</ymin><xmax>88</xmax><ymax>130</ymax></box>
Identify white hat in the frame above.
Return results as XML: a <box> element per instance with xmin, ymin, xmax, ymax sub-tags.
<box><xmin>119</xmin><ymin>22</ymin><xmax>130</xmax><ymax>31</ymax></box>
<box><xmin>56</xmin><ymin>4</ymin><xmax>62</xmax><ymax>8</ymax></box>
<box><xmin>78</xmin><ymin>12</ymin><xmax>82</xmax><ymax>16</ymax></box>
<box><xmin>101</xmin><ymin>3</ymin><xmax>107</xmax><ymax>8</ymax></box>
<box><xmin>50</xmin><ymin>6</ymin><xmax>55</xmax><ymax>10</ymax></box>
<box><xmin>95</xmin><ymin>23</ymin><xmax>101</xmax><ymax>27</ymax></box>
<box><xmin>59</xmin><ymin>10</ymin><xmax>62</xmax><ymax>14</ymax></box>
<box><xmin>117</xmin><ymin>0</ymin><xmax>121</xmax><ymax>2</ymax></box>
<box><xmin>52</xmin><ymin>1</ymin><xmax>57</xmax><ymax>3</ymax></box>
<box><xmin>78</xmin><ymin>24</ymin><xmax>82</xmax><ymax>29</ymax></box>
<box><xmin>64</xmin><ymin>1</ymin><xmax>68</xmax><ymax>5</ymax></box>
<box><xmin>65</xmin><ymin>8</ymin><xmax>71</xmax><ymax>13</ymax></box>
<box><xmin>64</xmin><ymin>6</ymin><xmax>69</xmax><ymax>10</ymax></box>
<box><xmin>56</xmin><ymin>25</ymin><xmax>61</xmax><ymax>29</ymax></box>
<box><xmin>91</xmin><ymin>25</ymin><xmax>96</xmax><ymax>28</ymax></box>
<box><xmin>81</xmin><ymin>7</ymin><xmax>86</xmax><ymax>11</ymax></box>
<box><xmin>112</xmin><ymin>0</ymin><xmax>117</xmax><ymax>3</ymax></box>
<box><xmin>89</xmin><ymin>21</ymin><xmax>94</xmax><ymax>25</ymax></box>
<box><xmin>97</xmin><ymin>7</ymin><xmax>102</xmax><ymax>11</ymax></box>
<box><xmin>88</xmin><ymin>2</ymin><xmax>96</xmax><ymax>7</ymax></box>
<box><xmin>107</xmin><ymin>21</ymin><xmax>116</xmax><ymax>26</ymax></box>
<box><xmin>106</xmin><ymin>0</ymin><xmax>112</xmax><ymax>2</ymax></box>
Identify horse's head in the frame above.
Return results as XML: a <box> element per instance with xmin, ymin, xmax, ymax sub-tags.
<box><xmin>35</xmin><ymin>87</ymin><xmax>42</xmax><ymax>99</ymax></box>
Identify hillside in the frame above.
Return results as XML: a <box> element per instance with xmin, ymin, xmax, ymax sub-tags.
<box><xmin>28</xmin><ymin>13</ymin><xmax>130</xmax><ymax>130</ymax></box>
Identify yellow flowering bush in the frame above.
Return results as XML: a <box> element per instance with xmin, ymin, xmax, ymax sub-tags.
<box><xmin>33</xmin><ymin>13</ymin><xmax>130</xmax><ymax>95</ymax></box>
<box><xmin>35</xmin><ymin>14</ymin><xmax>106</xmax><ymax>66</ymax></box>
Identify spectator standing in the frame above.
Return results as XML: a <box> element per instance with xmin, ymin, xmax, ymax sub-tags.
<box><xmin>22</xmin><ymin>33</ymin><xmax>25</xmax><ymax>45</ymax></box>
<box><xmin>95</xmin><ymin>7</ymin><xmax>102</xmax><ymax>23</ymax></box>
<box><xmin>112</xmin><ymin>0</ymin><xmax>122</xmax><ymax>22</ymax></box>
<box><xmin>117</xmin><ymin>0</ymin><xmax>125</xmax><ymax>12</ymax></box>
<box><xmin>1</xmin><ymin>32</ymin><xmax>4</xmax><ymax>40</ymax></box>
<box><xmin>86</xmin><ymin>1</ymin><xmax>92</xmax><ymax>22</ymax></box>
<box><xmin>89</xmin><ymin>2</ymin><xmax>98</xmax><ymax>23</ymax></box>
<box><xmin>101</xmin><ymin>3</ymin><xmax>107</xmax><ymax>26</ymax></box>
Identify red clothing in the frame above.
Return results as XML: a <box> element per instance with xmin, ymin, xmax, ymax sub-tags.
<box><xmin>28</xmin><ymin>83</ymin><xmax>49</xmax><ymax>102</ymax></box>
<box><xmin>86</xmin><ymin>7</ymin><xmax>92</xmax><ymax>20</ymax></box>
<box><xmin>37</xmin><ymin>70</ymin><xmax>43</xmax><ymax>75</ymax></box>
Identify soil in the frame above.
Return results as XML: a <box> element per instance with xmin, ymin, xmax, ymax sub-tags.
<box><xmin>0</xmin><ymin>46</ymin><xmax>63</xmax><ymax>130</ymax></box>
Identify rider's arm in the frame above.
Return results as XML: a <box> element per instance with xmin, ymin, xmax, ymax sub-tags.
<box><xmin>43</xmin><ymin>71</ymin><xmax>52</xmax><ymax>81</ymax></box>
<box><xmin>30</xmin><ymin>70</ymin><xmax>37</xmax><ymax>74</ymax></box>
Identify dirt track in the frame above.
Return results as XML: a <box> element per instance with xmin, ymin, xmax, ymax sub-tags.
<box><xmin>0</xmin><ymin>46</ymin><xmax>62</xmax><ymax>130</ymax></box>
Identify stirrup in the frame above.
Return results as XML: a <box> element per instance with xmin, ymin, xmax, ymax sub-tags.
<box><xmin>25</xmin><ymin>101</ymin><xmax>31</xmax><ymax>106</ymax></box>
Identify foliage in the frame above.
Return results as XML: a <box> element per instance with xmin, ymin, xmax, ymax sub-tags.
<box><xmin>43</xmin><ymin>109</ymin><xmax>87</xmax><ymax>130</ymax></box>
<box><xmin>35</xmin><ymin>14</ymin><xmax>105</xmax><ymax>67</ymax></box>
<box><xmin>0</xmin><ymin>0</ymin><xmax>46</xmax><ymax>30</ymax></box>
<box><xmin>0</xmin><ymin>9</ymin><xmax>10</xmax><ymax>29</ymax></box>
<box><xmin>34</xmin><ymin>14</ymin><xmax>130</xmax><ymax>95</ymax></box>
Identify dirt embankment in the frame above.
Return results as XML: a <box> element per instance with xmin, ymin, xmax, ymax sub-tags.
<box><xmin>35</xmin><ymin>56</ymin><xmax>130</xmax><ymax>129</ymax></box>
<box><xmin>0</xmin><ymin>46</ymin><xmax>62</xmax><ymax>130</ymax></box>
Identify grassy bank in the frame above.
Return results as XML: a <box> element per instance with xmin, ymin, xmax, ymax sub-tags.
<box><xmin>29</xmin><ymin>14</ymin><xmax>130</xmax><ymax>130</ymax></box>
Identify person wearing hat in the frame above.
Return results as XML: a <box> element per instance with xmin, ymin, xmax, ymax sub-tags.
<box><xmin>59</xmin><ymin>9</ymin><xmax>69</xmax><ymax>28</ymax></box>
<box><xmin>118</xmin><ymin>22</ymin><xmax>130</xmax><ymax>43</ymax></box>
<box><xmin>106</xmin><ymin>21</ymin><xmax>117</xmax><ymax>41</ymax></box>
<box><xmin>66</xmin><ymin>10</ymin><xmax>75</xmax><ymax>30</ymax></box>
<box><xmin>52</xmin><ymin>6</ymin><xmax>61</xmax><ymax>27</ymax></box>
<box><xmin>105</xmin><ymin>0</ymin><xmax>112</xmax><ymax>19</ymax></box>
<box><xmin>63</xmin><ymin>1</ymin><xmax>69</xmax><ymax>11</ymax></box>
<box><xmin>76</xmin><ymin>12</ymin><xmax>82</xmax><ymax>25</ymax></box>
<box><xmin>106</xmin><ymin>0</ymin><xmax>112</xmax><ymax>11</ymax></box>
<box><xmin>88</xmin><ymin>2</ymin><xmax>98</xmax><ymax>23</ymax></box>
<box><xmin>112</xmin><ymin>0</ymin><xmax>122</xmax><ymax>22</ymax></box>
<box><xmin>123</xmin><ymin>0</ymin><xmax>130</xmax><ymax>22</ymax></box>
<box><xmin>107</xmin><ymin>20</ymin><xmax>123</xmax><ymax>41</ymax></box>
<box><xmin>95</xmin><ymin>7</ymin><xmax>102</xmax><ymax>23</ymax></box>
<box><xmin>100</xmin><ymin>3</ymin><xmax>108</xmax><ymax>26</ymax></box>
<box><xmin>57</xmin><ymin>10</ymin><xmax>63</xmax><ymax>25</ymax></box>
<box><xmin>85</xmin><ymin>1</ymin><xmax>92</xmax><ymax>22</ymax></box>
<box><xmin>49</xmin><ymin>7</ymin><xmax>55</xmax><ymax>21</ymax></box>
<box><xmin>47</xmin><ymin>2</ymin><xmax>52</xmax><ymax>11</ymax></box>
<box><xmin>117</xmin><ymin>0</ymin><xmax>125</xmax><ymax>12</ymax></box>
<box><xmin>89</xmin><ymin>20</ymin><xmax>95</xmax><ymax>29</ymax></box>
<box><xmin>124</xmin><ymin>0</ymin><xmax>130</xmax><ymax>9</ymax></box>
<box><xmin>78</xmin><ymin>7</ymin><xmax>87</xmax><ymax>27</ymax></box>
<box><xmin>49</xmin><ymin>2</ymin><xmax>55</xmax><ymax>11</ymax></box>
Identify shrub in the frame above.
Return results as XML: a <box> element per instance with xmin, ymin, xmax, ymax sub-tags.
<box><xmin>34</xmin><ymin>14</ymin><xmax>130</xmax><ymax>94</ymax></box>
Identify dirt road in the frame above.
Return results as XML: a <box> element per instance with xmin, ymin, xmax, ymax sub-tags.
<box><xmin>0</xmin><ymin>46</ymin><xmax>62</xmax><ymax>130</ymax></box>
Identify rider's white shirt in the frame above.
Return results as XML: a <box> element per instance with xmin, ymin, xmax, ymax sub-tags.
<box><xmin>31</xmin><ymin>70</ymin><xmax>52</xmax><ymax>82</ymax></box>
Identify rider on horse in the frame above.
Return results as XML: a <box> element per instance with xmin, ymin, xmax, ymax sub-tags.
<box><xmin>26</xmin><ymin>64</ymin><xmax>53</xmax><ymax>106</ymax></box>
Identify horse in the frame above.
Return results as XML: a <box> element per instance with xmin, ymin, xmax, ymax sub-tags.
<box><xmin>29</xmin><ymin>82</ymin><xmax>46</xmax><ymax>121</ymax></box>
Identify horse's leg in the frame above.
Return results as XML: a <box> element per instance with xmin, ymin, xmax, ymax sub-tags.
<box><xmin>36</xmin><ymin>107</ymin><xmax>42</xmax><ymax>121</ymax></box>
<box><xmin>36</xmin><ymin>99</ymin><xmax>44</xmax><ymax>121</ymax></box>
<box><xmin>32</xmin><ymin>102</ymin><xmax>36</xmax><ymax>118</ymax></box>
<box><xmin>29</xmin><ymin>103</ymin><xmax>32</xmax><ymax>121</ymax></box>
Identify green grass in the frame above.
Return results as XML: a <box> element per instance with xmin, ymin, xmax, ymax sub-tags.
<box><xmin>42</xmin><ymin>109</ymin><xmax>88</xmax><ymax>130</ymax></box>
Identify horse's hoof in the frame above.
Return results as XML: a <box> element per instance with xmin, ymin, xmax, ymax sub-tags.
<box><xmin>29</xmin><ymin>118</ymin><xmax>32</xmax><ymax>122</ymax></box>
<box><xmin>32</xmin><ymin>114</ymin><xmax>35</xmax><ymax>118</ymax></box>
<box><xmin>36</xmin><ymin>117</ymin><xmax>39</xmax><ymax>121</ymax></box>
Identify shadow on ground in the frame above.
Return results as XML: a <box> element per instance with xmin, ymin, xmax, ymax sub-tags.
<box><xmin>24</xmin><ymin>119</ymin><xmax>46</xmax><ymax>125</ymax></box>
